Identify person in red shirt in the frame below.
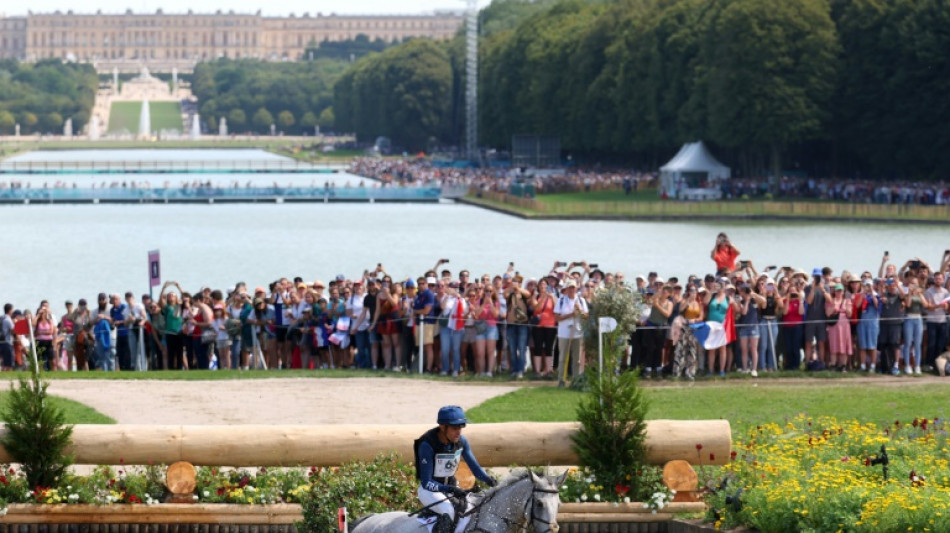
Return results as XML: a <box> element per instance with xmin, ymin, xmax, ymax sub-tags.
<box><xmin>711</xmin><ymin>233</ymin><xmax>741</xmax><ymax>275</ymax></box>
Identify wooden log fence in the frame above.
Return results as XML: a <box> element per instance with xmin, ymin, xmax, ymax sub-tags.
<box><xmin>0</xmin><ymin>421</ymin><xmax>731</xmax><ymax>467</ymax></box>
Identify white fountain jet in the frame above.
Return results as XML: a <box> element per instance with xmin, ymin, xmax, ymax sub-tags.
<box><xmin>138</xmin><ymin>100</ymin><xmax>152</xmax><ymax>140</ymax></box>
<box><xmin>190</xmin><ymin>114</ymin><xmax>201</xmax><ymax>140</ymax></box>
<box><xmin>89</xmin><ymin>115</ymin><xmax>101</xmax><ymax>140</ymax></box>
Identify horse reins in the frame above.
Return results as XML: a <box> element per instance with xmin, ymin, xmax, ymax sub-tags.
<box><xmin>465</xmin><ymin>478</ymin><xmax>560</xmax><ymax>533</ymax></box>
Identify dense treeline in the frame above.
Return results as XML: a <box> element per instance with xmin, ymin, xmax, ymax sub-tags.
<box><xmin>303</xmin><ymin>34</ymin><xmax>401</xmax><ymax>61</ymax></box>
<box><xmin>0</xmin><ymin>59</ymin><xmax>98</xmax><ymax>135</ymax></box>
<box><xmin>335</xmin><ymin>0</ymin><xmax>950</xmax><ymax>178</ymax></box>
<box><xmin>191</xmin><ymin>58</ymin><xmax>346</xmax><ymax>135</ymax></box>
<box><xmin>334</xmin><ymin>39</ymin><xmax>454</xmax><ymax>151</ymax></box>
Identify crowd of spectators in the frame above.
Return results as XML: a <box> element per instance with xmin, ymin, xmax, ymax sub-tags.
<box><xmin>710</xmin><ymin>177</ymin><xmax>950</xmax><ymax>205</ymax></box>
<box><xmin>3</xmin><ymin>239</ymin><xmax>949</xmax><ymax>380</ymax></box>
<box><xmin>347</xmin><ymin>157</ymin><xmax>655</xmax><ymax>195</ymax></box>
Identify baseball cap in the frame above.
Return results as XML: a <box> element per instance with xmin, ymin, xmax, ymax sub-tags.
<box><xmin>562</xmin><ymin>279</ymin><xmax>577</xmax><ymax>289</ymax></box>
<box><xmin>812</xmin><ymin>268</ymin><xmax>822</xmax><ymax>277</ymax></box>
<box><xmin>426</xmin><ymin>277</ymin><xmax>437</xmax><ymax>285</ymax></box>
<box><xmin>336</xmin><ymin>274</ymin><xmax>346</xmax><ymax>282</ymax></box>
<box><xmin>78</xmin><ymin>298</ymin><xmax>87</xmax><ymax>306</ymax></box>
<box><xmin>405</xmin><ymin>279</ymin><xmax>417</xmax><ymax>288</ymax></box>
<box><xmin>98</xmin><ymin>292</ymin><xmax>107</xmax><ymax>300</ymax></box>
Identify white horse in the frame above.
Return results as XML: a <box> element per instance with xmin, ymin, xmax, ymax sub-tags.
<box><xmin>350</xmin><ymin>470</ymin><xmax>567</xmax><ymax>533</ymax></box>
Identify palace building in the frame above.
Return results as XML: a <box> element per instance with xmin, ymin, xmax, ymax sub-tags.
<box><xmin>0</xmin><ymin>9</ymin><xmax>463</xmax><ymax>72</ymax></box>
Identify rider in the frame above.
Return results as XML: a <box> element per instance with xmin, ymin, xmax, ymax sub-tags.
<box><xmin>414</xmin><ymin>405</ymin><xmax>497</xmax><ymax>533</ymax></box>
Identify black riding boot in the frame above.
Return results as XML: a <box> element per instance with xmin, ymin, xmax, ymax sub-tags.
<box><xmin>434</xmin><ymin>513</ymin><xmax>454</xmax><ymax>533</ymax></box>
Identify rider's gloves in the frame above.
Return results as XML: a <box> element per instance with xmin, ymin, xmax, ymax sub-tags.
<box><xmin>449</xmin><ymin>486</ymin><xmax>468</xmax><ymax>498</ymax></box>
<box><xmin>485</xmin><ymin>477</ymin><xmax>498</xmax><ymax>488</ymax></box>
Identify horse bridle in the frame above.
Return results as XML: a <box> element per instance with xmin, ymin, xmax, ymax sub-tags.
<box><xmin>524</xmin><ymin>487</ymin><xmax>560</xmax><ymax>533</ymax></box>
<box><xmin>466</xmin><ymin>480</ymin><xmax>560</xmax><ymax>533</ymax></box>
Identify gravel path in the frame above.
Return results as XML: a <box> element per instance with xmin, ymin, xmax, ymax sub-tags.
<box><xmin>47</xmin><ymin>378</ymin><xmax>519</xmax><ymax>425</ymax></box>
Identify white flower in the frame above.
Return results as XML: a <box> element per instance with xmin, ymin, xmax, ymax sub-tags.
<box><xmin>623</xmin><ymin>497</ymin><xmax>630</xmax><ymax>503</ymax></box>
<box><xmin>203</xmin><ymin>490</ymin><xmax>210</xmax><ymax>497</ymax></box>
<box><xmin>593</xmin><ymin>494</ymin><xmax>601</xmax><ymax>502</ymax></box>
<box><xmin>580</xmin><ymin>493</ymin><xmax>588</xmax><ymax>501</ymax></box>
<box><xmin>192</xmin><ymin>495</ymin><xmax>199</xmax><ymax>501</ymax></box>
<box><xmin>651</xmin><ymin>510</ymin><xmax>657</xmax><ymax>514</ymax></box>
<box><xmin>0</xmin><ymin>507</ymin><xmax>7</xmax><ymax>516</ymax></box>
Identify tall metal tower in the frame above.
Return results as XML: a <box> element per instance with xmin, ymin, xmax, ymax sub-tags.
<box><xmin>464</xmin><ymin>0</ymin><xmax>478</xmax><ymax>162</ymax></box>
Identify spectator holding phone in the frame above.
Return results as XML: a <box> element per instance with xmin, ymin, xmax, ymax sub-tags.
<box><xmin>711</xmin><ymin>233</ymin><xmax>741</xmax><ymax>275</ymax></box>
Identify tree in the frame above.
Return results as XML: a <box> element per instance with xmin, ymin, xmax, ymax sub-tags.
<box><xmin>227</xmin><ymin>108</ymin><xmax>247</xmax><ymax>129</ymax></box>
<box><xmin>0</xmin><ymin>110</ymin><xmax>14</xmax><ymax>133</ymax></box>
<box><xmin>18</xmin><ymin>111</ymin><xmax>38</xmax><ymax>132</ymax></box>
<box><xmin>252</xmin><ymin>107</ymin><xmax>274</xmax><ymax>133</ymax></box>
<box><xmin>277</xmin><ymin>110</ymin><xmax>295</xmax><ymax>130</ymax></box>
<box><xmin>317</xmin><ymin>107</ymin><xmax>335</xmax><ymax>129</ymax></box>
<box><xmin>696</xmin><ymin>0</ymin><xmax>839</xmax><ymax>180</ymax></box>
<box><xmin>1</xmin><ymin>357</ymin><xmax>74</xmax><ymax>489</ymax></box>
<box><xmin>299</xmin><ymin>110</ymin><xmax>318</xmax><ymax>130</ymax></box>
<box><xmin>333</xmin><ymin>39</ymin><xmax>452</xmax><ymax>150</ymax></box>
<box><xmin>572</xmin><ymin>330</ymin><xmax>648</xmax><ymax>497</ymax></box>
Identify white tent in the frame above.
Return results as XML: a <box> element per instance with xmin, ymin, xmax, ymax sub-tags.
<box><xmin>659</xmin><ymin>141</ymin><xmax>731</xmax><ymax>200</ymax></box>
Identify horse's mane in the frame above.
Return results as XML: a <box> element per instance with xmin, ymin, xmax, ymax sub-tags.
<box><xmin>496</xmin><ymin>469</ymin><xmax>534</xmax><ymax>488</ymax></box>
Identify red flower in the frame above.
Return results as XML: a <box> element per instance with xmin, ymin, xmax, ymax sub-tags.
<box><xmin>864</xmin><ymin>457</ymin><xmax>871</xmax><ymax>467</ymax></box>
<box><xmin>912</xmin><ymin>418</ymin><xmax>919</xmax><ymax>428</ymax></box>
<box><xmin>238</xmin><ymin>476</ymin><xmax>250</xmax><ymax>488</ymax></box>
<box><xmin>895</xmin><ymin>420</ymin><xmax>901</xmax><ymax>427</ymax></box>
<box><xmin>695</xmin><ymin>443</ymin><xmax>703</xmax><ymax>451</ymax></box>
<box><xmin>730</xmin><ymin>451</ymin><xmax>737</xmax><ymax>461</ymax></box>
<box><xmin>119</xmin><ymin>458</ymin><xmax>125</xmax><ymax>464</ymax></box>
<box><xmin>841</xmin><ymin>456</ymin><xmax>850</xmax><ymax>462</ymax></box>
<box><xmin>709</xmin><ymin>453</ymin><xmax>716</xmax><ymax>461</ymax></box>
<box><xmin>216</xmin><ymin>487</ymin><xmax>226</xmax><ymax>496</ymax></box>
<box><xmin>614</xmin><ymin>484</ymin><xmax>630</xmax><ymax>496</ymax></box>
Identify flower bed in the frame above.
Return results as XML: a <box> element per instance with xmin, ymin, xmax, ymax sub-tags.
<box><xmin>707</xmin><ymin>415</ymin><xmax>950</xmax><ymax>532</ymax></box>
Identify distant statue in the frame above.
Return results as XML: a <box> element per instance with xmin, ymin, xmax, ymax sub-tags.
<box><xmin>140</xmin><ymin>65</ymin><xmax>151</xmax><ymax>80</ymax></box>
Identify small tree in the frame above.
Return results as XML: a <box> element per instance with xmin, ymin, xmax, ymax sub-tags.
<box><xmin>571</xmin><ymin>333</ymin><xmax>649</xmax><ymax>497</ymax></box>
<box><xmin>1</xmin><ymin>352</ymin><xmax>74</xmax><ymax>488</ymax></box>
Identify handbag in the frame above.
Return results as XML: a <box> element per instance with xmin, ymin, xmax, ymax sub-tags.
<box><xmin>200</xmin><ymin>327</ymin><xmax>216</xmax><ymax>344</ymax></box>
<box><xmin>474</xmin><ymin>320</ymin><xmax>489</xmax><ymax>335</ymax></box>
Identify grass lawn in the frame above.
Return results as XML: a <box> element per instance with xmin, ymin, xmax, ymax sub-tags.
<box><xmin>108</xmin><ymin>101</ymin><xmax>182</xmax><ymax>134</ymax></box>
<box><xmin>466</xmin><ymin>382</ymin><xmax>950</xmax><ymax>435</ymax></box>
<box><xmin>536</xmin><ymin>189</ymin><xmax>659</xmax><ymax>204</ymax></box>
<box><xmin>0</xmin><ymin>390</ymin><xmax>114</xmax><ymax>424</ymax></box>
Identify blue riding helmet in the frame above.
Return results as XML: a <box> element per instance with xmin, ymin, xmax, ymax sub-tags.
<box><xmin>437</xmin><ymin>405</ymin><xmax>468</xmax><ymax>426</ymax></box>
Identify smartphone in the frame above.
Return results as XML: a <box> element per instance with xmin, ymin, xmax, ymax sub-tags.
<box><xmin>556</xmin><ymin>261</ymin><xmax>567</xmax><ymax>268</ymax></box>
<box><xmin>589</xmin><ymin>263</ymin><xmax>599</xmax><ymax>269</ymax></box>
<box><xmin>885</xmin><ymin>251</ymin><xmax>889</xmax><ymax>256</ymax></box>
<box><xmin>739</xmin><ymin>260</ymin><xmax>749</xmax><ymax>268</ymax></box>
<box><xmin>441</xmin><ymin>258</ymin><xmax>450</xmax><ymax>263</ymax></box>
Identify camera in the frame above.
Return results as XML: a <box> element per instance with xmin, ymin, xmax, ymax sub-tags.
<box><xmin>739</xmin><ymin>260</ymin><xmax>749</xmax><ymax>268</ymax></box>
<box><xmin>910</xmin><ymin>260</ymin><xmax>921</xmax><ymax>269</ymax></box>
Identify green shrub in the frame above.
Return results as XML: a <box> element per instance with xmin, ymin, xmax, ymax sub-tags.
<box><xmin>300</xmin><ymin>453</ymin><xmax>417</xmax><ymax>533</ymax></box>
<box><xmin>583</xmin><ymin>286</ymin><xmax>640</xmax><ymax>357</ymax></box>
<box><xmin>571</xmin><ymin>336</ymin><xmax>649</xmax><ymax>497</ymax></box>
<box><xmin>1</xmin><ymin>354</ymin><xmax>73</xmax><ymax>489</ymax></box>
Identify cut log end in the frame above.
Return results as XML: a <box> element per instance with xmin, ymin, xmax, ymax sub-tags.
<box><xmin>166</xmin><ymin>461</ymin><xmax>197</xmax><ymax>496</ymax></box>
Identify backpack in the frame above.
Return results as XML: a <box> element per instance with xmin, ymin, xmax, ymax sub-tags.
<box><xmin>508</xmin><ymin>292</ymin><xmax>528</xmax><ymax>324</ymax></box>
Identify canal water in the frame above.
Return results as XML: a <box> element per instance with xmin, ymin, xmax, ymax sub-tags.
<box><xmin>0</xmin><ymin>149</ymin><xmax>943</xmax><ymax>311</ymax></box>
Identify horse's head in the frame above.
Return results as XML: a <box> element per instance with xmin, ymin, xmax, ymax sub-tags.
<box><xmin>526</xmin><ymin>470</ymin><xmax>567</xmax><ymax>533</ymax></box>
